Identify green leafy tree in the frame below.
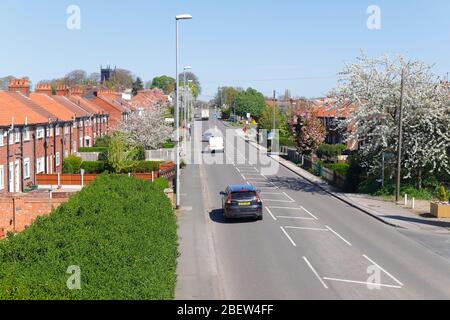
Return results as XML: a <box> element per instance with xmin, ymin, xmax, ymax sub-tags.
<box><xmin>178</xmin><ymin>72</ymin><xmax>201</xmax><ymax>95</ymax></box>
<box><xmin>132</xmin><ymin>77</ymin><xmax>144</xmax><ymax>96</ymax></box>
<box><xmin>258</xmin><ymin>105</ymin><xmax>288</xmax><ymax>136</ymax></box>
<box><xmin>216</xmin><ymin>87</ymin><xmax>241</xmax><ymax>108</ymax></box>
<box><xmin>235</xmin><ymin>88</ymin><xmax>266</xmax><ymax>120</ymax></box>
<box><xmin>149</xmin><ymin>75</ymin><xmax>176</xmax><ymax>94</ymax></box>
<box><xmin>107</xmin><ymin>132</ymin><xmax>140</xmax><ymax>173</ymax></box>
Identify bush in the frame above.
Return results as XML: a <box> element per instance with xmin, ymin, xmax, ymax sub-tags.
<box><xmin>160</xmin><ymin>142</ymin><xmax>175</xmax><ymax>149</ymax></box>
<box><xmin>316</xmin><ymin>144</ymin><xmax>346</xmax><ymax>161</ymax></box>
<box><xmin>94</xmin><ymin>135</ymin><xmax>111</xmax><ymax>148</ymax></box>
<box><xmin>132</xmin><ymin>161</ymin><xmax>162</xmax><ymax>173</ymax></box>
<box><xmin>78</xmin><ymin>147</ymin><xmax>108</xmax><ymax>153</ymax></box>
<box><xmin>279</xmin><ymin>136</ymin><xmax>296</xmax><ymax>148</ymax></box>
<box><xmin>80</xmin><ymin>161</ymin><xmax>109</xmax><ymax>174</ymax></box>
<box><xmin>324</xmin><ymin>162</ymin><xmax>350</xmax><ymax>176</ymax></box>
<box><xmin>154</xmin><ymin>177</ymin><xmax>170</xmax><ymax>190</ymax></box>
<box><xmin>438</xmin><ymin>186</ymin><xmax>448</xmax><ymax>202</ymax></box>
<box><xmin>0</xmin><ymin>175</ymin><xmax>178</xmax><ymax>300</ymax></box>
<box><xmin>62</xmin><ymin>156</ymin><xmax>82</xmax><ymax>174</ymax></box>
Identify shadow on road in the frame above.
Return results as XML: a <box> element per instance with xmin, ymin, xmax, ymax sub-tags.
<box><xmin>268</xmin><ymin>176</ymin><xmax>328</xmax><ymax>195</ymax></box>
<box><xmin>383</xmin><ymin>215</ymin><xmax>450</xmax><ymax>229</ymax></box>
<box><xmin>209</xmin><ymin>209</ymin><xmax>258</xmax><ymax>224</ymax></box>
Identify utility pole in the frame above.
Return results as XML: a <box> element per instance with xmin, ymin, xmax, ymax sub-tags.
<box><xmin>272</xmin><ymin>90</ymin><xmax>276</xmax><ymax>132</ymax></box>
<box><xmin>395</xmin><ymin>69</ymin><xmax>406</xmax><ymax>203</ymax></box>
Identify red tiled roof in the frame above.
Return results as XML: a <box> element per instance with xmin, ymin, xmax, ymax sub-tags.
<box><xmin>0</xmin><ymin>91</ymin><xmax>52</xmax><ymax>126</ymax></box>
<box><xmin>30</xmin><ymin>93</ymin><xmax>76</xmax><ymax>121</ymax></box>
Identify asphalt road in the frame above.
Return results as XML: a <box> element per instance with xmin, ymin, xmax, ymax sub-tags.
<box><xmin>176</xmin><ymin>116</ymin><xmax>450</xmax><ymax>300</ymax></box>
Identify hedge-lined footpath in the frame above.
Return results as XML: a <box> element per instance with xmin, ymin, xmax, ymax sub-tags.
<box><xmin>0</xmin><ymin>175</ymin><xmax>178</xmax><ymax>300</ymax></box>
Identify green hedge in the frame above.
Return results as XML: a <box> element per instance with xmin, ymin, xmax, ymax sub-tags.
<box><xmin>279</xmin><ymin>136</ymin><xmax>296</xmax><ymax>147</ymax></box>
<box><xmin>80</xmin><ymin>161</ymin><xmax>109</xmax><ymax>174</ymax></box>
<box><xmin>78</xmin><ymin>147</ymin><xmax>109</xmax><ymax>153</ymax></box>
<box><xmin>323</xmin><ymin>162</ymin><xmax>350</xmax><ymax>176</ymax></box>
<box><xmin>62</xmin><ymin>156</ymin><xmax>82</xmax><ymax>174</ymax></box>
<box><xmin>0</xmin><ymin>175</ymin><xmax>178</xmax><ymax>300</ymax></box>
<box><xmin>316</xmin><ymin>144</ymin><xmax>346</xmax><ymax>160</ymax></box>
<box><xmin>131</xmin><ymin>161</ymin><xmax>163</xmax><ymax>173</ymax></box>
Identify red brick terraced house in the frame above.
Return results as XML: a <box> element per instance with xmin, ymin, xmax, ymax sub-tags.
<box><xmin>0</xmin><ymin>79</ymin><xmax>111</xmax><ymax>193</ymax></box>
<box><xmin>90</xmin><ymin>90</ymin><xmax>136</xmax><ymax>129</ymax></box>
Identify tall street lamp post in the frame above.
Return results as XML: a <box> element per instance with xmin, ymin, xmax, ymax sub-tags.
<box><xmin>175</xmin><ymin>14</ymin><xmax>192</xmax><ymax>209</ymax></box>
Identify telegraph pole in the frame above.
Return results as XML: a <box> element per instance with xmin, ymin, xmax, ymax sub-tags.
<box><xmin>395</xmin><ymin>69</ymin><xmax>406</xmax><ymax>203</ymax></box>
<box><xmin>272</xmin><ymin>90</ymin><xmax>276</xmax><ymax>132</ymax></box>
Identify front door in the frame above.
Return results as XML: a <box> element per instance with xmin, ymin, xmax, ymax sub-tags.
<box><xmin>15</xmin><ymin>161</ymin><xmax>20</xmax><ymax>193</ymax></box>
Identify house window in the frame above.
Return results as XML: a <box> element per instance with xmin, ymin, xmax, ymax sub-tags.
<box><xmin>73</xmin><ymin>141</ymin><xmax>77</xmax><ymax>153</ymax></box>
<box><xmin>64</xmin><ymin>125</ymin><xmax>69</xmax><ymax>134</ymax></box>
<box><xmin>0</xmin><ymin>130</ymin><xmax>4</xmax><ymax>147</ymax></box>
<box><xmin>56</xmin><ymin>152</ymin><xmax>60</xmax><ymax>166</ymax></box>
<box><xmin>23</xmin><ymin>127</ymin><xmax>30</xmax><ymax>141</ymax></box>
<box><xmin>8</xmin><ymin>131</ymin><xmax>14</xmax><ymax>145</ymax></box>
<box><xmin>36</xmin><ymin>127</ymin><xmax>44</xmax><ymax>139</ymax></box>
<box><xmin>0</xmin><ymin>165</ymin><xmax>4</xmax><ymax>190</ymax></box>
<box><xmin>65</xmin><ymin>150</ymin><xmax>69</xmax><ymax>158</ymax></box>
<box><xmin>14</xmin><ymin>128</ymin><xmax>20</xmax><ymax>143</ymax></box>
<box><xmin>37</xmin><ymin>157</ymin><xmax>45</xmax><ymax>173</ymax></box>
<box><xmin>23</xmin><ymin>158</ymin><xmax>30</xmax><ymax>179</ymax></box>
<box><xmin>55</xmin><ymin>125</ymin><xmax>60</xmax><ymax>136</ymax></box>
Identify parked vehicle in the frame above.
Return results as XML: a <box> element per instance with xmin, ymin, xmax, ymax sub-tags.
<box><xmin>220</xmin><ymin>185</ymin><xmax>263</xmax><ymax>221</ymax></box>
<box><xmin>209</xmin><ymin>136</ymin><xmax>224</xmax><ymax>153</ymax></box>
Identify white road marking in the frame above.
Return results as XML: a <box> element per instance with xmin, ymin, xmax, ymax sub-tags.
<box><xmin>245</xmin><ymin>178</ymin><xmax>267</xmax><ymax>181</ymax></box>
<box><xmin>362</xmin><ymin>255</ymin><xmax>404</xmax><ymax>287</ymax></box>
<box><xmin>276</xmin><ymin>216</ymin><xmax>315</xmax><ymax>220</ymax></box>
<box><xmin>301</xmin><ymin>206</ymin><xmax>319</xmax><ymax>220</ymax></box>
<box><xmin>265</xmin><ymin>207</ymin><xmax>277</xmax><ymax>221</ymax></box>
<box><xmin>262</xmin><ymin>198</ymin><xmax>295</xmax><ymax>203</ymax></box>
<box><xmin>303</xmin><ymin>257</ymin><xmax>328</xmax><ymax>289</ymax></box>
<box><xmin>283</xmin><ymin>192</ymin><xmax>295</xmax><ymax>202</ymax></box>
<box><xmin>235</xmin><ymin>167</ymin><xmax>241</xmax><ymax>172</ymax></box>
<box><xmin>326</xmin><ymin>226</ymin><xmax>352</xmax><ymax>246</ymax></box>
<box><xmin>260</xmin><ymin>192</ymin><xmax>283</xmax><ymax>195</ymax></box>
<box><xmin>240</xmin><ymin>174</ymin><xmax>246</xmax><ymax>180</ymax></box>
<box><xmin>323</xmin><ymin>277</ymin><xmax>402</xmax><ymax>289</ymax></box>
<box><xmin>280</xmin><ymin>227</ymin><xmax>296</xmax><ymax>247</ymax></box>
<box><xmin>267</xmin><ymin>206</ymin><xmax>303</xmax><ymax>210</ymax></box>
<box><xmin>285</xmin><ymin>226</ymin><xmax>329</xmax><ymax>232</ymax></box>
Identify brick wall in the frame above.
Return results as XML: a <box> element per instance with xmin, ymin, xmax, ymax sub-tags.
<box><xmin>0</xmin><ymin>193</ymin><xmax>70</xmax><ymax>238</ymax></box>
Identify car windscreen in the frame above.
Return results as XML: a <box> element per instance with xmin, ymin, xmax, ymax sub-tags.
<box><xmin>231</xmin><ymin>191</ymin><xmax>257</xmax><ymax>201</ymax></box>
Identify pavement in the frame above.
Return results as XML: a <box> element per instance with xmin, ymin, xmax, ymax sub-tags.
<box><xmin>175</xmin><ymin>118</ymin><xmax>450</xmax><ymax>300</ymax></box>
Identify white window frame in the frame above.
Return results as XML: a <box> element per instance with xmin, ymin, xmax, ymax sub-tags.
<box><xmin>15</xmin><ymin>128</ymin><xmax>20</xmax><ymax>143</ymax></box>
<box><xmin>23</xmin><ymin>127</ymin><xmax>30</xmax><ymax>141</ymax></box>
<box><xmin>56</xmin><ymin>152</ymin><xmax>61</xmax><ymax>166</ymax></box>
<box><xmin>9</xmin><ymin>131</ymin><xmax>14</xmax><ymax>145</ymax></box>
<box><xmin>36</xmin><ymin>126</ymin><xmax>44</xmax><ymax>139</ymax></box>
<box><xmin>23</xmin><ymin>158</ymin><xmax>30</xmax><ymax>179</ymax></box>
<box><xmin>0</xmin><ymin>130</ymin><xmax>4</xmax><ymax>147</ymax></box>
<box><xmin>0</xmin><ymin>165</ymin><xmax>4</xmax><ymax>190</ymax></box>
<box><xmin>55</xmin><ymin>125</ymin><xmax>60</xmax><ymax>136</ymax></box>
<box><xmin>37</xmin><ymin>157</ymin><xmax>45</xmax><ymax>174</ymax></box>
<box><xmin>64</xmin><ymin>124</ymin><xmax>69</xmax><ymax>135</ymax></box>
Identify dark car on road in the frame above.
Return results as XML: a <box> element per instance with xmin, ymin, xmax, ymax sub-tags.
<box><xmin>221</xmin><ymin>185</ymin><xmax>263</xmax><ymax>221</ymax></box>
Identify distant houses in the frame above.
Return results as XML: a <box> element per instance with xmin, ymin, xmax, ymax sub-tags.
<box><xmin>0</xmin><ymin>78</ymin><xmax>142</xmax><ymax>193</ymax></box>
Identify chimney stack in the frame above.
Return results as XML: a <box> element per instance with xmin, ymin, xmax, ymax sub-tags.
<box><xmin>35</xmin><ymin>83</ymin><xmax>52</xmax><ymax>96</ymax></box>
<box><xmin>70</xmin><ymin>86</ymin><xmax>85</xmax><ymax>97</ymax></box>
<box><xmin>9</xmin><ymin>79</ymin><xmax>30</xmax><ymax>96</ymax></box>
<box><xmin>56</xmin><ymin>85</ymin><xmax>69</xmax><ymax>96</ymax></box>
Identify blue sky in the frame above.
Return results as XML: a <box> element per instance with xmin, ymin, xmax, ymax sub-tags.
<box><xmin>0</xmin><ymin>0</ymin><xmax>449</xmax><ymax>100</ymax></box>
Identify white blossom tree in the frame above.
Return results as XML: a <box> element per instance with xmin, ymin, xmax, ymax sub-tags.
<box><xmin>331</xmin><ymin>54</ymin><xmax>450</xmax><ymax>187</ymax></box>
<box><xmin>118</xmin><ymin>105</ymin><xmax>173</xmax><ymax>150</ymax></box>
